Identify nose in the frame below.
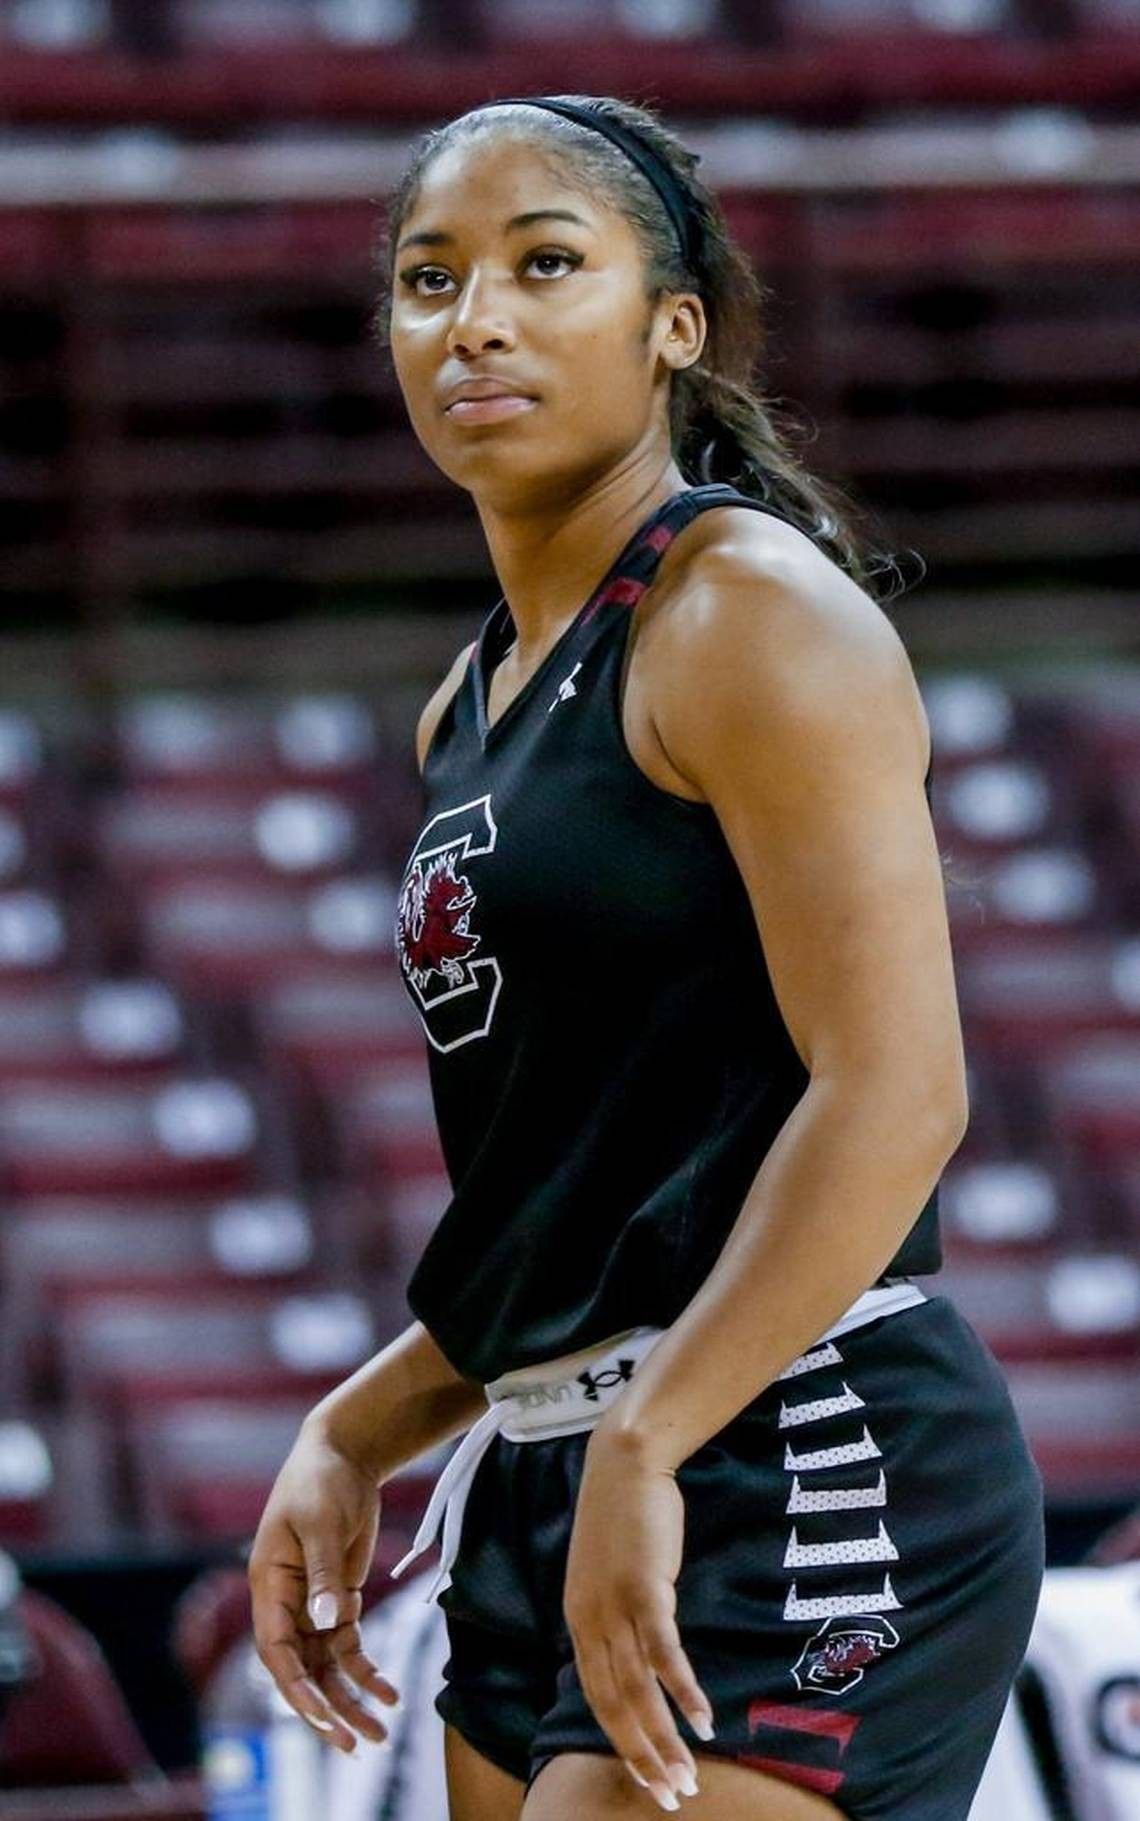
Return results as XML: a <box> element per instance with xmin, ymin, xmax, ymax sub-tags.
<box><xmin>445</xmin><ymin>268</ymin><xmax>517</xmax><ymax>359</ymax></box>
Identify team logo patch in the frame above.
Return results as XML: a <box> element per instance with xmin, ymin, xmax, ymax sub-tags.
<box><xmin>791</xmin><ymin>1615</ymin><xmax>900</xmax><ymax>1695</ymax></box>
<box><xmin>397</xmin><ymin>849</ymin><xmax>480</xmax><ymax>991</ymax></box>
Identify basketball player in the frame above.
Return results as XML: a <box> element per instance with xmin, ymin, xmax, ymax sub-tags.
<box><xmin>249</xmin><ymin>96</ymin><xmax>1045</xmax><ymax>1820</ymax></box>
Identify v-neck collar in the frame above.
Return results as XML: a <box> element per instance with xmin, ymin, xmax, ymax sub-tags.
<box><xmin>473</xmin><ymin>489</ymin><xmax>696</xmax><ymax>752</ymax></box>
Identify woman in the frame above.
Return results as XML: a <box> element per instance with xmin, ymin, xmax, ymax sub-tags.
<box><xmin>249</xmin><ymin>95</ymin><xmax>1045</xmax><ymax>1820</ymax></box>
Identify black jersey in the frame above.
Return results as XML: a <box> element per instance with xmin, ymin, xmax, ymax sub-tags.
<box><xmin>393</xmin><ymin>482</ymin><xmax>942</xmax><ymax>1384</ymax></box>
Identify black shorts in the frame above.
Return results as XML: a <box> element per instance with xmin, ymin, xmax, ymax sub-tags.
<box><xmin>433</xmin><ymin>1293</ymin><xmax>1045</xmax><ymax>1820</ymax></box>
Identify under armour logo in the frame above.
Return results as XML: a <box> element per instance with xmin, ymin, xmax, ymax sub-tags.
<box><xmin>577</xmin><ymin>1358</ymin><xmax>636</xmax><ymax>1402</ymax></box>
<box><xmin>547</xmin><ymin>661</ymin><xmax>583</xmax><ymax>712</ymax></box>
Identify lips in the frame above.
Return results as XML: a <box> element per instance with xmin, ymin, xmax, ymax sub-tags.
<box><xmin>442</xmin><ymin>377</ymin><xmax>537</xmax><ymax>411</ymax></box>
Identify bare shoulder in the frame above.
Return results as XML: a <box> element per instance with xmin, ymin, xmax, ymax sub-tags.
<box><xmin>415</xmin><ymin>638</ymin><xmax>477</xmax><ymax>776</ymax></box>
<box><xmin>645</xmin><ymin>503</ymin><xmax>930</xmax><ymax>791</ymax></box>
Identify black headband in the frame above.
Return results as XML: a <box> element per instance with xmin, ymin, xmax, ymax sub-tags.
<box><xmin>486</xmin><ymin>96</ymin><xmax>701</xmax><ymax>274</ymax></box>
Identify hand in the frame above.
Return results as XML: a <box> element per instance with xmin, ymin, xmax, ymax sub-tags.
<box><xmin>248</xmin><ymin>1417</ymin><xmax>401</xmax><ymax>1754</ymax></box>
<box><xmin>563</xmin><ymin>1429</ymin><xmax>715</xmax><ymax>1812</ymax></box>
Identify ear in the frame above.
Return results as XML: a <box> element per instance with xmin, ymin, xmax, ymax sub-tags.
<box><xmin>660</xmin><ymin>291</ymin><xmax>706</xmax><ymax>372</ymax></box>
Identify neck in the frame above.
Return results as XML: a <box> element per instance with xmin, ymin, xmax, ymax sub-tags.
<box><xmin>473</xmin><ymin>457</ymin><xmax>692</xmax><ymax>666</ymax></box>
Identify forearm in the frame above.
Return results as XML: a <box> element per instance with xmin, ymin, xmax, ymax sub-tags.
<box><xmin>595</xmin><ymin>1075</ymin><xmax>964</xmax><ymax>1472</ymax></box>
<box><xmin>304</xmin><ymin>1318</ymin><xmax>487</xmax><ymax>1484</ymax></box>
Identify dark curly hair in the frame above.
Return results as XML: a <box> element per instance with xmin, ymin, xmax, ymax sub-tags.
<box><xmin>370</xmin><ymin>93</ymin><xmax>925</xmax><ymax>608</ymax></box>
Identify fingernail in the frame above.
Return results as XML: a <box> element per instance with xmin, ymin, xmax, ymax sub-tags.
<box><xmin>669</xmin><ymin>1764</ymin><xmax>699</xmax><ymax>1797</ymax></box>
<box><xmin>305</xmin><ymin>1714</ymin><xmax>335</xmax><ymax>1733</ymax></box>
<box><xmin>653</xmin><ymin>1790</ymin><xmax>680</xmax><ymax>1813</ymax></box>
<box><xmin>625</xmin><ymin>1760</ymin><xmax>649</xmax><ymax>1788</ymax></box>
<box><xmin>309</xmin><ymin>1591</ymin><xmax>338</xmax><ymax>1631</ymax></box>
<box><xmin>686</xmin><ymin>1710</ymin><xmax>716</xmax><ymax>1741</ymax></box>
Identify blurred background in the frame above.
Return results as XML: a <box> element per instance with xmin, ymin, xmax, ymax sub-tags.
<box><xmin>0</xmin><ymin>0</ymin><xmax>1137</xmax><ymax>1813</ymax></box>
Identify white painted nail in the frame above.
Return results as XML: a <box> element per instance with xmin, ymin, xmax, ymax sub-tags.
<box><xmin>670</xmin><ymin>1764</ymin><xmax>699</xmax><ymax>1797</ymax></box>
<box><xmin>654</xmin><ymin>1791</ymin><xmax>680</xmax><ymax>1813</ymax></box>
<box><xmin>305</xmin><ymin>1714</ymin><xmax>335</xmax><ymax>1733</ymax></box>
<box><xmin>687</xmin><ymin>1710</ymin><xmax>716</xmax><ymax>1741</ymax></box>
<box><xmin>625</xmin><ymin>1761</ymin><xmax>650</xmax><ymax>1788</ymax></box>
<box><xmin>309</xmin><ymin>1591</ymin><xmax>338</xmax><ymax>1630</ymax></box>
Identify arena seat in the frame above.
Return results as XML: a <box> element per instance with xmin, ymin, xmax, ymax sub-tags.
<box><xmin>114</xmin><ymin>692</ymin><xmax>383</xmax><ymax>795</ymax></box>
<box><xmin>932</xmin><ymin>756</ymin><xmax>1082</xmax><ymax>861</ymax></box>
<box><xmin>330</xmin><ymin>1061</ymin><xmax>445</xmax><ymax>1186</ymax></box>
<box><xmin>0</xmin><ymin>1589</ymin><xmax>157</xmax><ymax>1788</ymax></box>
<box><xmin>923</xmin><ymin>672</ymin><xmax>1020</xmax><ymax>773</ymax></box>
<box><xmin>0</xmin><ymin>891</ymin><xmax>73</xmax><ymax>983</ymax></box>
<box><xmin>0</xmin><ymin>1409</ymin><xmax>121</xmax><ymax>1553</ymax></box>
<box><xmin>0</xmin><ymin>1192</ymin><xmax>326</xmax><ymax>1406</ymax></box>
<box><xmin>370</xmin><ymin>1169</ymin><xmax>451</xmax><ymax>1286</ymax></box>
<box><xmin>924</xmin><ymin>1250</ymin><xmax>1140</xmax><ymax>1363</ymax></box>
<box><xmin>0</xmin><ymin>712</ymin><xmax>50</xmax><ymax>809</ymax></box>
<box><xmin>94</xmin><ymin>784</ymin><xmax>380</xmax><ymax>889</ymax></box>
<box><xmin>52</xmin><ymin>1284</ymin><xmax>391</xmax><ymax>1417</ymax></box>
<box><xmin>955</xmin><ymin>934</ymin><xmax>1140</xmax><ymax>1062</ymax></box>
<box><xmin>135</xmin><ymin>873</ymin><xmax>400</xmax><ymax>1001</ymax></box>
<box><xmin>1005</xmin><ymin>1366</ymin><xmax>1140</xmax><ymax>1499</ymax></box>
<box><xmin>945</xmin><ymin>846</ymin><xmax>1113</xmax><ymax>954</ymax></box>
<box><xmin>125</xmin><ymin>1395</ymin><xmax>328</xmax><ymax>1543</ymax></box>
<box><xmin>1038</xmin><ymin>1031</ymin><xmax>1140</xmax><ymax>1172</ymax></box>
<box><xmin>1056</xmin><ymin>676</ymin><xmax>1140</xmax><ymax>778</ymax></box>
<box><xmin>0</xmin><ymin>979</ymin><xmax>189</xmax><ymax>1085</ymax></box>
<box><xmin>252</xmin><ymin>960</ymin><xmax>425</xmax><ymax>1097</ymax></box>
<box><xmin>0</xmin><ymin>1421</ymin><xmax>54</xmax><ymax>1548</ymax></box>
<box><xmin>0</xmin><ymin>1075</ymin><xmax>266</xmax><ymax>1198</ymax></box>
<box><xmin>938</xmin><ymin>1157</ymin><xmax>1100</xmax><ymax>1255</ymax></box>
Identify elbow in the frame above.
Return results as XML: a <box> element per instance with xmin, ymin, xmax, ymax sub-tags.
<box><xmin>862</xmin><ymin>1069</ymin><xmax>970</xmax><ymax>1165</ymax></box>
<box><xmin>926</xmin><ymin>1075</ymin><xmax>970</xmax><ymax>1162</ymax></box>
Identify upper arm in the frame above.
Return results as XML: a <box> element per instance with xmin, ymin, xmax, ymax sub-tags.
<box><xmin>415</xmin><ymin>640</ymin><xmax>477</xmax><ymax>777</ymax></box>
<box><xmin>651</xmin><ymin>540</ymin><xmax>967</xmax><ymax>1132</ymax></box>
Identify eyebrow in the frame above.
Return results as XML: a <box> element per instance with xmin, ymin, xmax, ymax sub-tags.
<box><xmin>396</xmin><ymin>208</ymin><xmax>594</xmax><ymax>255</ymax></box>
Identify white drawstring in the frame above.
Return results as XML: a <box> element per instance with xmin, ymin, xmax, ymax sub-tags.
<box><xmin>389</xmin><ymin>1399</ymin><xmax>508</xmax><ymax>1603</ymax></box>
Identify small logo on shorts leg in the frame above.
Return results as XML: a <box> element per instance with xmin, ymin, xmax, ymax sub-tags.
<box><xmin>791</xmin><ymin>1616</ymin><xmax>900</xmax><ymax>1695</ymax></box>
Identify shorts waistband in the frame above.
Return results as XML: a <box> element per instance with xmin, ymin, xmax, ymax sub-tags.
<box><xmin>389</xmin><ymin>1277</ymin><xmax>927</xmax><ymax>1605</ymax></box>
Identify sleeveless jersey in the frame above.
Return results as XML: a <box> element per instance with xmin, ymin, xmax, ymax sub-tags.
<box><xmin>394</xmin><ymin>482</ymin><xmax>942</xmax><ymax>1384</ymax></box>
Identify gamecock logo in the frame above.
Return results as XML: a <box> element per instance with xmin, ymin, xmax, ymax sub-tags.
<box><xmin>400</xmin><ymin>850</ymin><xmax>480</xmax><ymax>990</ymax></box>
<box><xmin>395</xmin><ymin>795</ymin><xmax>502</xmax><ymax>1052</ymax></box>
<box><xmin>791</xmin><ymin>1616</ymin><xmax>899</xmax><ymax>1695</ymax></box>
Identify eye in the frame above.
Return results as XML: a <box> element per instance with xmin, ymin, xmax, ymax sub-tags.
<box><xmin>400</xmin><ymin>266</ymin><xmax>452</xmax><ymax>297</ymax></box>
<box><xmin>398</xmin><ymin>246</ymin><xmax>584</xmax><ymax>297</ymax></box>
<box><xmin>526</xmin><ymin>249</ymin><xmax>582</xmax><ymax>279</ymax></box>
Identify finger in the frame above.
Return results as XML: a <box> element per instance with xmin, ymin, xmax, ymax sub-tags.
<box><xmin>333</xmin><ymin>1633</ymin><xmax>402</xmax><ymax>1707</ymax></box>
<box><xmin>275</xmin><ymin>1653</ymin><xmax>359</xmax><ymax>1752</ymax></box>
<box><xmin>571</xmin><ymin>1622</ymin><xmax>680</xmax><ymax>1812</ymax></box>
<box><xmin>253</xmin><ymin>1594</ymin><xmax>357</xmax><ymax>1753</ymax></box>
<box><xmin>323</xmin><ymin>1624</ymin><xmax>400</xmax><ymax>1715</ymax></box>
<box><xmin>608</xmin><ymin>1624</ymin><xmax>698</xmax><ymax>1795</ymax></box>
<box><xmin>313</xmin><ymin>1660</ymin><xmax>391</xmax><ymax>1747</ymax></box>
<box><xmin>635</xmin><ymin>1608</ymin><xmax>715</xmax><ymax>1741</ymax></box>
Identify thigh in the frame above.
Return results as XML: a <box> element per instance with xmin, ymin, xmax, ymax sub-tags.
<box><xmin>446</xmin><ymin>1722</ymin><xmax>527</xmax><ymax>1821</ymax></box>
<box><xmin>524</xmin><ymin>1749</ymin><xmax>846</xmax><ymax>1817</ymax></box>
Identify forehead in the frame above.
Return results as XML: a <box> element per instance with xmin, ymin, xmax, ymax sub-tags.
<box><xmin>403</xmin><ymin>129</ymin><xmax>610</xmax><ymax>232</ymax></box>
